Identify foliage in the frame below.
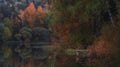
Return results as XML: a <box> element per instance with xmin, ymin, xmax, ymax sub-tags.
<box><xmin>0</xmin><ymin>23</ymin><xmax>4</xmax><ymax>35</ymax></box>
<box><xmin>3</xmin><ymin>18</ymin><xmax>13</xmax><ymax>33</ymax></box>
<box><xmin>3</xmin><ymin>27</ymin><xmax>12</xmax><ymax>40</ymax></box>
<box><xmin>19</xmin><ymin>48</ymin><xmax>32</xmax><ymax>60</ymax></box>
<box><xmin>32</xmin><ymin>47</ymin><xmax>50</xmax><ymax>60</ymax></box>
<box><xmin>86</xmin><ymin>22</ymin><xmax>120</xmax><ymax>67</ymax></box>
<box><xmin>0</xmin><ymin>0</ymin><xmax>120</xmax><ymax>67</ymax></box>
<box><xmin>2</xmin><ymin>45</ymin><xmax>13</xmax><ymax>66</ymax></box>
<box><xmin>116</xmin><ymin>0</ymin><xmax>120</xmax><ymax>15</ymax></box>
<box><xmin>53</xmin><ymin>0</ymin><xmax>120</xmax><ymax>67</ymax></box>
<box><xmin>23</xmin><ymin>3</ymin><xmax>36</xmax><ymax>28</ymax></box>
<box><xmin>45</xmin><ymin>11</ymin><xmax>55</xmax><ymax>28</ymax></box>
<box><xmin>70</xmin><ymin>23</ymin><xmax>94</xmax><ymax>48</ymax></box>
<box><xmin>0</xmin><ymin>1</ymin><xmax>55</xmax><ymax>66</ymax></box>
<box><xmin>19</xmin><ymin>3</ymin><xmax>47</xmax><ymax>28</ymax></box>
<box><xmin>20</xmin><ymin>27</ymin><xmax>32</xmax><ymax>39</ymax></box>
<box><xmin>54</xmin><ymin>0</ymin><xmax>109</xmax><ymax>23</ymax></box>
<box><xmin>54</xmin><ymin>0</ymin><xmax>82</xmax><ymax>23</ymax></box>
<box><xmin>2</xmin><ymin>46</ymin><xmax>12</xmax><ymax>59</ymax></box>
<box><xmin>65</xmin><ymin>49</ymin><xmax>76</xmax><ymax>56</ymax></box>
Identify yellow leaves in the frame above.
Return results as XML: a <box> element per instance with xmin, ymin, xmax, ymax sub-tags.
<box><xmin>65</xmin><ymin>49</ymin><xmax>76</xmax><ymax>56</ymax></box>
<box><xmin>3</xmin><ymin>27</ymin><xmax>12</xmax><ymax>40</ymax></box>
<box><xmin>3</xmin><ymin>47</ymin><xmax>12</xmax><ymax>59</ymax></box>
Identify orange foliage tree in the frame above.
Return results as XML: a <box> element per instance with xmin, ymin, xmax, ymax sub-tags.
<box><xmin>19</xmin><ymin>2</ymin><xmax>47</xmax><ymax>28</ymax></box>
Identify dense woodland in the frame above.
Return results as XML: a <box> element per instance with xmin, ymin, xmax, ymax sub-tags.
<box><xmin>0</xmin><ymin>0</ymin><xmax>120</xmax><ymax>67</ymax></box>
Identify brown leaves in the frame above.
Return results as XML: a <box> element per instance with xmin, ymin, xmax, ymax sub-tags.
<box><xmin>19</xmin><ymin>3</ymin><xmax>47</xmax><ymax>28</ymax></box>
<box><xmin>53</xmin><ymin>22</ymin><xmax>81</xmax><ymax>48</ymax></box>
<box><xmin>36</xmin><ymin>6</ymin><xmax>46</xmax><ymax>20</ymax></box>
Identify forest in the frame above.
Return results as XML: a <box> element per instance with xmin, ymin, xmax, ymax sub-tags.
<box><xmin>0</xmin><ymin>0</ymin><xmax>120</xmax><ymax>67</ymax></box>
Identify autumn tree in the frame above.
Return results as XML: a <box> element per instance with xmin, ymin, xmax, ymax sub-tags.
<box><xmin>19</xmin><ymin>2</ymin><xmax>47</xmax><ymax>28</ymax></box>
<box><xmin>52</xmin><ymin>0</ymin><xmax>119</xmax><ymax>67</ymax></box>
<box><xmin>20</xmin><ymin>2</ymin><xmax>36</xmax><ymax>28</ymax></box>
